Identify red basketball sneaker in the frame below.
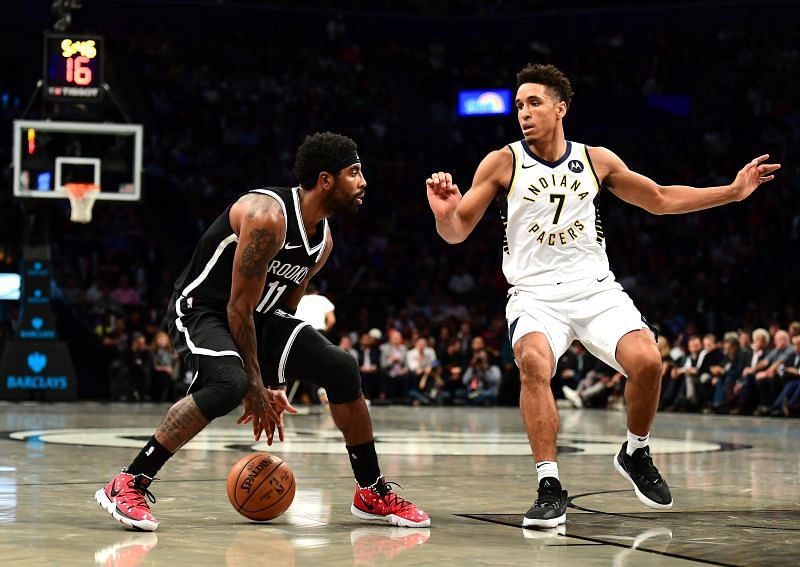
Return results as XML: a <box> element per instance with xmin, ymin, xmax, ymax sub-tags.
<box><xmin>351</xmin><ymin>477</ymin><xmax>430</xmax><ymax>528</ymax></box>
<box><xmin>95</xmin><ymin>470</ymin><xmax>159</xmax><ymax>531</ymax></box>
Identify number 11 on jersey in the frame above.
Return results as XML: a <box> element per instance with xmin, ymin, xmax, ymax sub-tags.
<box><xmin>256</xmin><ymin>281</ymin><xmax>287</xmax><ymax>313</ymax></box>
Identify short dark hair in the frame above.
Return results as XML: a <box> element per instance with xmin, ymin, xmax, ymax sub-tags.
<box><xmin>293</xmin><ymin>132</ymin><xmax>358</xmax><ymax>189</ymax></box>
<box><xmin>516</xmin><ymin>64</ymin><xmax>574</xmax><ymax>107</ymax></box>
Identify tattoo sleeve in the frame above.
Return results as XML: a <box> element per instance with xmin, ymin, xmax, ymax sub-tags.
<box><xmin>229</xmin><ymin>197</ymin><xmax>284</xmax><ymax>387</ymax></box>
<box><xmin>229</xmin><ymin>304</ymin><xmax>262</xmax><ymax>387</ymax></box>
<box><xmin>155</xmin><ymin>396</ymin><xmax>209</xmax><ymax>451</ymax></box>
<box><xmin>239</xmin><ymin>228</ymin><xmax>279</xmax><ymax>279</ymax></box>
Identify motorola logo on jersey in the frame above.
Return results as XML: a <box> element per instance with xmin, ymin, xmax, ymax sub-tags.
<box><xmin>268</xmin><ymin>260</ymin><xmax>309</xmax><ymax>285</ymax></box>
<box><xmin>568</xmin><ymin>160</ymin><xmax>584</xmax><ymax>173</ymax></box>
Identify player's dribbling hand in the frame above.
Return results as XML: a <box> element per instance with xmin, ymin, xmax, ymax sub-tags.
<box><xmin>238</xmin><ymin>384</ymin><xmax>283</xmax><ymax>445</ymax></box>
<box><xmin>426</xmin><ymin>171</ymin><xmax>462</xmax><ymax>219</ymax></box>
<box><xmin>731</xmin><ymin>154</ymin><xmax>781</xmax><ymax>201</ymax></box>
<box><xmin>266</xmin><ymin>388</ymin><xmax>298</xmax><ymax>445</ymax></box>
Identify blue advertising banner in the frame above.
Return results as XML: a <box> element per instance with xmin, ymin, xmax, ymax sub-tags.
<box><xmin>18</xmin><ymin>260</ymin><xmax>57</xmax><ymax>340</ymax></box>
<box><xmin>0</xmin><ymin>341</ymin><xmax>77</xmax><ymax>401</ymax></box>
<box><xmin>458</xmin><ymin>89</ymin><xmax>512</xmax><ymax>116</ymax></box>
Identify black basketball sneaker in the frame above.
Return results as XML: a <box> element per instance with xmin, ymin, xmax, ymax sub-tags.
<box><xmin>523</xmin><ymin>477</ymin><xmax>568</xmax><ymax>528</ymax></box>
<box><xmin>614</xmin><ymin>442</ymin><xmax>673</xmax><ymax>508</ymax></box>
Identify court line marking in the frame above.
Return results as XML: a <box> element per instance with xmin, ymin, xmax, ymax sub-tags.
<box><xmin>456</xmin><ymin>513</ymin><xmax>738</xmax><ymax>567</ymax></box>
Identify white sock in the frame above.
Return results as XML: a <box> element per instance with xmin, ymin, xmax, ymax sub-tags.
<box><xmin>626</xmin><ymin>430</ymin><xmax>650</xmax><ymax>455</ymax></box>
<box><xmin>536</xmin><ymin>461</ymin><xmax>559</xmax><ymax>483</ymax></box>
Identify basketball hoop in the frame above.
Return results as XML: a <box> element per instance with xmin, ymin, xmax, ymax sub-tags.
<box><xmin>64</xmin><ymin>182</ymin><xmax>100</xmax><ymax>223</ymax></box>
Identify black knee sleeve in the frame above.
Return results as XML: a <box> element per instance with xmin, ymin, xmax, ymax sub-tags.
<box><xmin>280</xmin><ymin>326</ymin><xmax>362</xmax><ymax>404</ymax></box>
<box><xmin>191</xmin><ymin>356</ymin><xmax>250</xmax><ymax>420</ymax></box>
<box><xmin>312</xmin><ymin>345</ymin><xmax>362</xmax><ymax>404</ymax></box>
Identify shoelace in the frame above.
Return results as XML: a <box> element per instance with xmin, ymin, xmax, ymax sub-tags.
<box><xmin>126</xmin><ymin>477</ymin><xmax>157</xmax><ymax>506</ymax></box>
<box><xmin>535</xmin><ymin>485</ymin><xmax>562</xmax><ymax>509</ymax></box>
<box><xmin>374</xmin><ymin>480</ymin><xmax>414</xmax><ymax>511</ymax></box>
<box><xmin>631</xmin><ymin>451</ymin><xmax>663</xmax><ymax>485</ymax></box>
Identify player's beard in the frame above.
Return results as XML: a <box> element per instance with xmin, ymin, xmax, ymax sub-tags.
<box><xmin>324</xmin><ymin>178</ymin><xmax>363</xmax><ymax>216</ymax></box>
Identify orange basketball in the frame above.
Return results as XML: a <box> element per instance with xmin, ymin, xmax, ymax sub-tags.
<box><xmin>226</xmin><ymin>452</ymin><xmax>295</xmax><ymax>521</ymax></box>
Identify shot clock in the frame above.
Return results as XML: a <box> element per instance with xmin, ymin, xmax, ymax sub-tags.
<box><xmin>43</xmin><ymin>33</ymin><xmax>104</xmax><ymax>102</ymax></box>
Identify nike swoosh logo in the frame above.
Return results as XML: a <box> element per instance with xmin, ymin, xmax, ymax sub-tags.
<box><xmin>284</xmin><ymin>243</ymin><xmax>303</xmax><ymax>250</ymax></box>
<box><xmin>358</xmin><ymin>493</ymin><xmax>375</xmax><ymax>511</ymax></box>
<box><xmin>597</xmin><ymin>275</ymin><xmax>609</xmax><ymax>282</ymax></box>
<box><xmin>109</xmin><ymin>488</ymin><xmax>120</xmax><ymax>497</ymax></box>
<box><xmin>637</xmin><ymin>437</ymin><xmax>647</xmax><ymax>442</ymax></box>
<box><xmin>521</xmin><ymin>163</ymin><xmax>536</xmax><ymax>169</ymax></box>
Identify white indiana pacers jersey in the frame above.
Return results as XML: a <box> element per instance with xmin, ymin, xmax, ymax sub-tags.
<box><xmin>499</xmin><ymin>140</ymin><xmax>609</xmax><ymax>288</ymax></box>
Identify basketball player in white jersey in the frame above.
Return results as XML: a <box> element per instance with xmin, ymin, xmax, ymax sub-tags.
<box><xmin>426</xmin><ymin>64</ymin><xmax>780</xmax><ymax>528</ymax></box>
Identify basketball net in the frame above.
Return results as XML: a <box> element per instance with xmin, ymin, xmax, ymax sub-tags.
<box><xmin>64</xmin><ymin>183</ymin><xmax>100</xmax><ymax>224</ymax></box>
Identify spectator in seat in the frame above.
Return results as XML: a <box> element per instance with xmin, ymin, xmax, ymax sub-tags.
<box><xmin>661</xmin><ymin>335</ymin><xmax>702</xmax><ymax>411</ymax></box>
<box><xmin>357</xmin><ymin>330</ymin><xmax>382</xmax><ymax>401</ymax></box>
<box><xmin>380</xmin><ymin>329</ymin><xmax>409</xmax><ymax>403</ymax></box>
<box><xmin>406</xmin><ymin>337</ymin><xmax>438</xmax><ymax>404</ymax></box>
<box><xmin>731</xmin><ymin>328</ymin><xmax>771</xmax><ymax>414</ymax></box>
<box><xmin>150</xmin><ymin>331</ymin><xmax>180</xmax><ymax>402</ymax></box>
<box><xmin>458</xmin><ymin>351</ymin><xmax>502</xmax><ymax>406</ymax></box>
<box><xmin>710</xmin><ymin>336</ymin><xmax>750</xmax><ymax>413</ymax></box>
<box><xmin>767</xmin><ymin>335</ymin><xmax>800</xmax><ymax>416</ymax></box>
<box><xmin>753</xmin><ymin>330</ymin><xmax>793</xmax><ymax>415</ymax></box>
<box><xmin>110</xmin><ymin>274</ymin><xmax>142</xmax><ymax>307</ymax></box>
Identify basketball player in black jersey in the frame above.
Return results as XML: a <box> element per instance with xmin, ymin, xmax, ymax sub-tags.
<box><xmin>96</xmin><ymin>132</ymin><xmax>429</xmax><ymax>530</ymax></box>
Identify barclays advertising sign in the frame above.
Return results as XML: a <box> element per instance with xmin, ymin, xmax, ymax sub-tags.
<box><xmin>0</xmin><ymin>341</ymin><xmax>76</xmax><ymax>400</ymax></box>
<box><xmin>18</xmin><ymin>259</ymin><xmax>58</xmax><ymax>340</ymax></box>
<box><xmin>19</xmin><ymin>315</ymin><xmax>56</xmax><ymax>340</ymax></box>
<box><xmin>5</xmin><ymin>351</ymin><xmax>68</xmax><ymax>390</ymax></box>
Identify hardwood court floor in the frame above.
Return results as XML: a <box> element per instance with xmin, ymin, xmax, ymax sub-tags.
<box><xmin>1</xmin><ymin>401</ymin><xmax>799</xmax><ymax>566</ymax></box>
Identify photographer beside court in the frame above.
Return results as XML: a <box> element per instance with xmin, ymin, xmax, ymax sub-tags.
<box><xmin>458</xmin><ymin>351</ymin><xmax>502</xmax><ymax>406</ymax></box>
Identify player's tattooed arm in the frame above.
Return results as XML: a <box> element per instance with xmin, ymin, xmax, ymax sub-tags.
<box><xmin>239</xmin><ymin>227</ymin><xmax>279</xmax><ymax>279</ymax></box>
<box><xmin>228</xmin><ymin>194</ymin><xmax>286</xmax><ymax>383</ymax></box>
<box><xmin>239</xmin><ymin>194</ymin><xmax>284</xmax><ymax>279</ymax></box>
<box><xmin>228</xmin><ymin>194</ymin><xmax>287</xmax><ymax>443</ymax></box>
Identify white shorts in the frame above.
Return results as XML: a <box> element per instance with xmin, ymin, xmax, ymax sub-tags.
<box><xmin>506</xmin><ymin>274</ymin><xmax>652</xmax><ymax>376</ymax></box>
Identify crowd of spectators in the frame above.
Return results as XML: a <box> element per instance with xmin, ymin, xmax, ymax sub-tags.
<box><xmin>1</xmin><ymin>2</ymin><xmax>798</xmax><ymax>414</ymax></box>
<box><xmin>559</xmin><ymin>324</ymin><xmax>800</xmax><ymax>417</ymax></box>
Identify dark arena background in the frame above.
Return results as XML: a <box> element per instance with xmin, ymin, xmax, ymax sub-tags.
<box><xmin>1</xmin><ymin>1</ymin><xmax>798</xmax><ymax>565</ymax></box>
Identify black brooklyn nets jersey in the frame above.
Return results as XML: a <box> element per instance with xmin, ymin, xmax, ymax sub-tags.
<box><xmin>173</xmin><ymin>186</ymin><xmax>328</xmax><ymax>313</ymax></box>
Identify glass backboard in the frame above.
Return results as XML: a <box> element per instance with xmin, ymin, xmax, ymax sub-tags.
<box><xmin>12</xmin><ymin>120</ymin><xmax>142</xmax><ymax>201</ymax></box>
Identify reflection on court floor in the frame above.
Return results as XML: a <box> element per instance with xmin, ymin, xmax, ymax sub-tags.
<box><xmin>1</xmin><ymin>402</ymin><xmax>798</xmax><ymax>566</ymax></box>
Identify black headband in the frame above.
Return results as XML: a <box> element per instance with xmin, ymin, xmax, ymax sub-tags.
<box><xmin>325</xmin><ymin>153</ymin><xmax>361</xmax><ymax>174</ymax></box>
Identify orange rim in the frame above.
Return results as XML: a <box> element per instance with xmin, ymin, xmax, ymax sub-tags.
<box><xmin>64</xmin><ymin>182</ymin><xmax>100</xmax><ymax>199</ymax></box>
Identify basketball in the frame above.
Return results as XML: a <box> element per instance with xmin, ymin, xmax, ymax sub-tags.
<box><xmin>226</xmin><ymin>453</ymin><xmax>295</xmax><ymax>521</ymax></box>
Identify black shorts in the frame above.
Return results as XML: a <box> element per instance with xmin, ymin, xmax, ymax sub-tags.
<box><xmin>167</xmin><ymin>294</ymin><xmax>319</xmax><ymax>387</ymax></box>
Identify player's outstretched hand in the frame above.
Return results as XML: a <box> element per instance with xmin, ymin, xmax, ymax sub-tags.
<box><xmin>238</xmin><ymin>384</ymin><xmax>283</xmax><ymax>445</ymax></box>
<box><xmin>731</xmin><ymin>154</ymin><xmax>781</xmax><ymax>201</ymax></box>
<box><xmin>426</xmin><ymin>171</ymin><xmax>462</xmax><ymax>220</ymax></box>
